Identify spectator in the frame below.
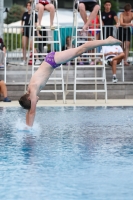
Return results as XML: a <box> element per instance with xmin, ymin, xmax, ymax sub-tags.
<box><xmin>20</xmin><ymin>1</ymin><xmax>41</xmax><ymax>66</ymax></box>
<box><xmin>62</xmin><ymin>36</ymin><xmax>74</xmax><ymax>51</ymax></box>
<box><xmin>101</xmin><ymin>45</ymin><xmax>125</xmax><ymax>83</ymax></box>
<box><xmin>117</xmin><ymin>3</ymin><xmax>133</xmax><ymax>66</ymax></box>
<box><xmin>62</xmin><ymin>36</ymin><xmax>73</xmax><ymax>65</ymax></box>
<box><xmin>102</xmin><ymin>0</ymin><xmax>119</xmax><ymax>39</ymax></box>
<box><xmin>0</xmin><ymin>80</ymin><xmax>11</xmax><ymax>102</ymax></box>
<box><xmin>78</xmin><ymin>0</ymin><xmax>100</xmax><ymax>31</ymax></box>
<box><xmin>35</xmin><ymin>0</ymin><xmax>55</xmax><ymax>30</ymax></box>
<box><xmin>0</xmin><ymin>37</ymin><xmax>6</xmax><ymax>67</ymax></box>
<box><xmin>88</xmin><ymin>14</ymin><xmax>100</xmax><ymax>40</ymax></box>
<box><xmin>88</xmin><ymin>15</ymin><xmax>100</xmax><ymax>65</ymax></box>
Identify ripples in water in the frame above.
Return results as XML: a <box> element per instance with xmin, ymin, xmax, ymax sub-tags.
<box><xmin>0</xmin><ymin>106</ymin><xmax>133</xmax><ymax>200</ymax></box>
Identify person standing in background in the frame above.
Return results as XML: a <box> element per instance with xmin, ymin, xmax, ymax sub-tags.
<box><xmin>101</xmin><ymin>0</ymin><xmax>119</xmax><ymax>39</ymax></box>
<box><xmin>88</xmin><ymin>14</ymin><xmax>100</xmax><ymax>40</ymax></box>
<box><xmin>0</xmin><ymin>37</ymin><xmax>6</xmax><ymax>67</ymax></box>
<box><xmin>117</xmin><ymin>3</ymin><xmax>133</xmax><ymax>66</ymax></box>
<box><xmin>20</xmin><ymin>1</ymin><xmax>41</xmax><ymax>66</ymax></box>
<box><xmin>88</xmin><ymin>15</ymin><xmax>100</xmax><ymax>65</ymax></box>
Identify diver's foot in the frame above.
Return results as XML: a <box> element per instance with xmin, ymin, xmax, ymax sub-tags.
<box><xmin>105</xmin><ymin>36</ymin><xmax>122</xmax><ymax>46</ymax></box>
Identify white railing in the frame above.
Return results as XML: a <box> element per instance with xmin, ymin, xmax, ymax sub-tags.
<box><xmin>1</xmin><ymin>25</ymin><xmax>133</xmax><ymax>83</ymax></box>
<box><xmin>2</xmin><ymin>25</ymin><xmax>133</xmax><ymax>61</ymax></box>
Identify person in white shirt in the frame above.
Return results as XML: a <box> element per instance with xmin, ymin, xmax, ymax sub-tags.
<box><xmin>101</xmin><ymin>45</ymin><xmax>125</xmax><ymax>83</ymax></box>
<box><xmin>35</xmin><ymin>0</ymin><xmax>55</xmax><ymax>30</ymax></box>
<box><xmin>78</xmin><ymin>0</ymin><xmax>100</xmax><ymax>31</ymax></box>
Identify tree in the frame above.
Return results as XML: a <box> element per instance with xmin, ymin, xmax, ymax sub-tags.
<box><xmin>4</xmin><ymin>4</ymin><xmax>25</xmax><ymax>24</ymax></box>
<box><xmin>101</xmin><ymin>0</ymin><xmax>119</xmax><ymax>13</ymax></box>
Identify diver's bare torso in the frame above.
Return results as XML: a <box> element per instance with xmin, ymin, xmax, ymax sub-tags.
<box><xmin>27</xmin><ymin>61</ymin><xmax>54</xmax><ymax>96</ymax></box>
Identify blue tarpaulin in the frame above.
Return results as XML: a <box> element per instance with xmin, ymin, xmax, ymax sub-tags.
<box><xmin>54</xmin><ymin>27</ymin><xmax>76</xmax><ymax>51</ymax></box>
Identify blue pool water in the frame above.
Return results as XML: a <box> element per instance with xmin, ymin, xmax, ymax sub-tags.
<box><xmin>0</xmin><ymin>106</ymin><xmax>133</xmax><ymax>200</ymax></box>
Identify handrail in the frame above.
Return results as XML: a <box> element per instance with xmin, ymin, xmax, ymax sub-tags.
<box><xmin>2</xmin><ymin>25</ymin><xmax>133</xmax><ymax>84</ymax></box>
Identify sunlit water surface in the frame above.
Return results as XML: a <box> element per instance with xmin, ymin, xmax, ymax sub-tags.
<box><xmin>0</xmin><ymin>106</ymin><xmax>133</xmax><ymax>200</ymax></box>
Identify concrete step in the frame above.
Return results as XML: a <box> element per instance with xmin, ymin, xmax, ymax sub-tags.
<box><xmin>0</xmin><ymin>64</ymin><xmax>133</xmax><ymax>101</ymax></box>
<box><xmin>0</xmin><ymin>64</ymin><xmax>133</xmax><ymax>83</ymax></box>
<box><xmin>1</xmin><ymin>82</ymin><xmax>133</xmax><ymax>101</ymax></box>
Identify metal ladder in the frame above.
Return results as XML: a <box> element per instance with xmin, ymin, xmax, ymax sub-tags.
<box><xmin>65</xmin><ymin>0</ymin><xmax>107</xmax><ymax>103</ymax></box>
<box><xmin>27</xmin><ymin>0</ymin><xmax>65</xmax><ymax>102</ymax></box>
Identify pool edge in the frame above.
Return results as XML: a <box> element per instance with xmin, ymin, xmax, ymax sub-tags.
<box><xmin>0</xmin><ymin>99</ymin><xmax>133</xmax><ymax>107</ymax></box>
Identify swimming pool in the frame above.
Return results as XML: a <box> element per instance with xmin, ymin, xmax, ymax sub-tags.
<box><xmin>0</xmin><ymin>106</ymin><xmax>133</xmax><ymax>200</ymax></box>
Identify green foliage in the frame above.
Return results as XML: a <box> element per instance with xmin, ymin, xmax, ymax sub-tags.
<box><xmin>4</xmin><ymin>4</ymin><xmax>25</xmax><ymax>24</ymax></box>
<box><xmin>101</xmin><ymin>0</ymin><xmax>119</xmax><ymax>13</ymax></box>
<box><xmin>3</xmin><ymin>33</ymin><xmax>37</xmax><ymax>51</ymax></box>
<box><xmin>3</xmin><ymin>33</ymin><xmax>21</xmax><ymax>51</ymax></box>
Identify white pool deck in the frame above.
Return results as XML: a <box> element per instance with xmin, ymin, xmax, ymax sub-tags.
<box><xmin>0</xmin><ymin>99</ymin><xmax>133</xmax><ymax>107</ymax></box>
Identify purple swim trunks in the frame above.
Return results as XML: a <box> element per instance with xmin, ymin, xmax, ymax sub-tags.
<box><xmin>45</xmin><ymin>52</ymin><xmax>61</xmax><ymax>68</ymax></box>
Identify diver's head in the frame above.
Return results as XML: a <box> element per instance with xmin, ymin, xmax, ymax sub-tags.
<box><xmin>19</xmin><ymin>93</ymin><xmax>31</xmax><ymax>110</ymax></box>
